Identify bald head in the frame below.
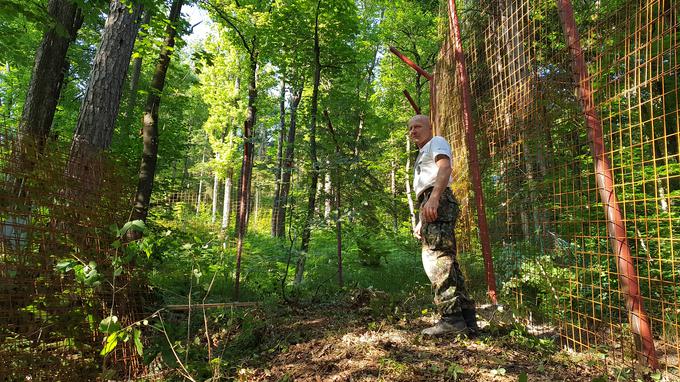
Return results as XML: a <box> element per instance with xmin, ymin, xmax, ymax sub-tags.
<box><xmin>408</xmin><ymin>114</ymin><xmax>433</xmax><ymax>148</ymax></box>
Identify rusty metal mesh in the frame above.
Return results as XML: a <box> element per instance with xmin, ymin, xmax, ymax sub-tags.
<box><xmin>436</xmin><ymin>0</ymin><xmax>679</xmax><ymax>374</ymax></box>
<box><xmin>0</xmin><ymin>126</ymin><xmax>150</xmax><ymax>379</ymax></box>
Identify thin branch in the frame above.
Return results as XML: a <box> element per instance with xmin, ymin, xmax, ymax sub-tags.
<box><xmin>158</xmin><ymin>313</ymin><xmax>198</xmax><ymax>382</ymax></box>
<box><xmin>200</xmin><ymin>0</ymin><xmax>252</xmax><ymax>53</ymax></box>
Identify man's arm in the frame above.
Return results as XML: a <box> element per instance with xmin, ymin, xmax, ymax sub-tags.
<box><xmin>420</xmin><ymin>154</ymin><xmax>451</xmax><ymax>223</ymax></box>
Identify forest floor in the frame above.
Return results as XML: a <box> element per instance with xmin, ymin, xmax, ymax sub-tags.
<box><xmin>222</xmin><ymin>291</ymin><xmax>624</xmax><ymax>382</ymax></box>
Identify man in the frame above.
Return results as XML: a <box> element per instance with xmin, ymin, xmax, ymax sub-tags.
<box><xmin>408</xmin><ymin>114</ymin><xmax>478</xmax><ymax>336</ymax></box>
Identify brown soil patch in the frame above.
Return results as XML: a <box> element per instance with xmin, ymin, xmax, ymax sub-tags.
<box><xmin>234</xmin><ymin>303</ymin><xmax>608</xmax><ymax>382</ymax></box>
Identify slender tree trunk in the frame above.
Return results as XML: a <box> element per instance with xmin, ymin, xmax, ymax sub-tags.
<box><xmin>335</xmin><ymin>178</ymin><xmax>342</xmax><ymax>287</ymax></box>
<box><xmin>404</xmin><ymin>136</ymin><xmax>416</xmax><ymax>232</ymax></box>
<box><xmin>391</xmin><ymin>159</ymin><xmax>397</xmax><ymax>232</ymax></box>
<box><xmin>234</xmin><ymin>48</ymin><xmax>258</xmax><ymax>300</ymax></box>
<box><xmin>197</xmin><ymin>152</ymin><xmax>205</xmax><ymax>214</ymax></box>
<box><xmin>68</xmin><ymin>0</ymin><xmax>141</xmax><ymax>185</ymax></box>
<box><xmin>324</xmin><ymin>110</ymin><xmax>342</xmax><ymax>287</ymax></box>
<box><xmin>212</xmin><ymin>155</ymin><xmax>220</xmax><ymax>224</ymax></box>
<box><xmin>125</xmin><ymin>10</ymin><xmax>152</xmax><ymax>121</ymax></box>
<box><xmin>128</xmin><ymin>0</ymin><xmax>183</xmax><ymax>231</ymax></box>
<box><xmin>254</xmin><ymin>187</ymin><xmax>260</xmax><ymax>227</ymax></box>
<box><xmin>324</xmin><ymin>172</ymin><xmax>331</xmax><ymax>221</ymax></box>
<box><xmin>415</xmin><ymin>73</ymin><xmax>423</xmax><ymax>110</ymax></box>
<box><xmin>295</xmin><ymin>0</ymin><xmax>322</xmax><ymax>285</ymax></box>
<box><xmin>222</xmin><ymin>168</ymin><xmax>232</xmax><ymax>231</ymax></box>
<box><xmin>271</xmin><ymin>77</ymin><xmax>286</xmax><ymax>236</ymax></box>
<box><xmin>20</xmin><ymin>0</ymin><xmax>83</xmax><ymax>147</ymax></box>
<box><xmin>276</xmin><ymin>86</ymin><xmax>303</xmax><ymax>238</ymax></box>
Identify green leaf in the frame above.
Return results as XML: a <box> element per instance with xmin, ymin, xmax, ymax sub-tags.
<box><xmin>519</xmin><ymin>372</ymin><xmax>528</xmax><ymax>382</ymax></box>
<box><xmin>120</xmin><ymin>220</ymin><xmax>146</xmax><ymax>236</ymax></box>
<box><xmin>133</xmin><ymin>329</ymin><xmax>143</xmax><ymax>356</ymax></box>
<box><xmin>99</xmin><ymin>316</ymin><xmax>121</xmax><ymax>334</ymax></box>
<box><xmin>56</xmin><ymin>259</ymin><xmax>77</xmax><ymax>273</ymax></box>
<box><xmin>101</xmin><ymin>333</ymin><xmax>118</xmax><ymax>356</ymax></box>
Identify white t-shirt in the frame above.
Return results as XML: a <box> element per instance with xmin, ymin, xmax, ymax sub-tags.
<box><xmin>413</xmin><ymin>136</ymin><xmax>453</xmax><ymax>197</ymax></box>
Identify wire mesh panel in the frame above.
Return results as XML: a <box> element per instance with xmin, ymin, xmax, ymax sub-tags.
<box><xmin>437</xmin><ymin>0</ymin><xmax>679</xmax><ymax>375</ymax></box>
<box><xmin>0</xmin><ymin>128</ymin><xmax>149</xmax><ymax>379</ymax></box>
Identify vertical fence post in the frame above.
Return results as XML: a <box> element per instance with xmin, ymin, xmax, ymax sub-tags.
<box><xmin>429</xmin><ymin>78</ymin><xmax>439</xmax><ymax>135</ymax></box>
<box><xmin>555</xmin><ymin>0</ymin><xmax>658</xmax><ymax>368</ymax></box>
<box><xmin>447</xmin><ymin>0</ymin><xmax>498</xmax><ymax>304</ymax></box>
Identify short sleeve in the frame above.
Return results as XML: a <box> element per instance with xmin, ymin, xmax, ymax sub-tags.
<box><xmin>429</xmin><ymin>136</ymin><xmax>452</xmax><ymax>160</ymax></box>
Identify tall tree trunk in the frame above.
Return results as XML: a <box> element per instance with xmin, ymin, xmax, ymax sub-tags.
<box><xmin>20</xmin><ymin>0</ymin><xmax>83</xmax><ymax>147</ymax></box>
<box><xmin>222</xmin><ymin>168</ymin><xmax>232</xmax><ymax>231</ymax></box>
<box><xmin>324</xmin><ymin>172</ymin><xmax>331</xmax><ymax>221</ymax></box>
<box><xmin>212</xmin><ymin>155</ymin><xmax>220</xmax><ymax>224</ymax></box>
<box><xmin>276</xmin><ymin>86</ymin><xmax>303</xmax><ymax>238</ymax></box>
<box><xmin>295</xmin><ymin>0</ymin><xmax>322</xmax><ymax>285</ymax></box>
<box><xmin>197</xmin><ymin>152</ymin><xmax>205</xmax><ymax>213</ymax></box>
<box><xmin>404</xmin><ymin>136</ymin><xmax>416</xmax><ymax>232</ymax></box>
<box><xmin>68</xmin><ymin>0</ymin><xmax>141</xmax><ymax>184</ymax></box>
<box><xmin>234</xmin><ymin>48</ymin><xmax>258</xmax><ymax>300</ymax></box>
<box><xmin>125</xmin><ymin>10</ymin><xmax>152</xmax><ymax>122</ymax></box>
<box><xmin>391</xmin><ymin>159</ymin><xmax>397</xmax><ymax>232</ymax></box>
<box><xmin>253</xmin><ymin>186</ymin><xmax>260</xmax><ymax>227</ymax></box>
<box><xmin>324</xmin><ymin>110</ymin><xmax>342</xmax><ymax>287</ymax></box>
<box><xmin>335</xmin><ymin>176</ymin><xmax>342</xmax><ymax>287</ymax></box>
<box><xmin>129</xmin><ymin>0</ymin><xmax>183</xmax><ymax>230</ymax></box>
<box><xmin>271</xmin><ymin>77</ymin><xmax>286</xmax><ymax>236</ymax></box>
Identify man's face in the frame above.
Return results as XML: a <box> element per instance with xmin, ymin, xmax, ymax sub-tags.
<box><xmin>408</xmin><ymin>117</ymin><xmax>432</xmax><ymax>148</ymax></box>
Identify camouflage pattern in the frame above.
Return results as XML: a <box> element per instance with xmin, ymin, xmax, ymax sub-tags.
<box><xmin>419</xmin><ymin>188</ymin><xmax>475</xmax><ymax>316</ymax></box>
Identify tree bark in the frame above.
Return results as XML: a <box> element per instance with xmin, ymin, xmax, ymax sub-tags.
<box><xmin>276</xmin><ymin>85</ymin><xmax>303</xmax><ymax>238</ymax></box>
<box><xmin>295</xmin><ymin>0</ymin><xmax>322</xmax><ymax>285</ymax></box>
<box><xmin>324</xmin><ymin>110</ymin><xmax>342</xmax><ymax>287</ymax></box>
<box><xmin>404</xmin><ymin>136</ymin><xmax>416</xmax><ymax>232</ymax></box>
<box><xmin>324</xmin><ymin>172</ymin><xmax>331</xmax><ymax>221</ymax></box>
<box><xmin>71</xmin><ymin>0</ymin><xmax>141</xmax><ymax>151</ymax></box>
<box><xmin>212</xmin><ymin>155</ymin><xmax>220</xmax><ymax>224</ymax></box>
<box><xmin>197</xmin><ymin>152</ymin><xmax>205</xmax><ymax>213</ymax></box>
<box><xmin>129</xmin><ymin>0</ymin><xmax>183</xmax><ymax>230</ymax></box>
<box><xmin>271</xmin><ymin>77</ymin><xmax>286</xmax><ymax>236</ymax></box>
<box><xmin>254</xmin><ymin>186</ymin><xmax>260</xmax><ymax>226</ymax></box>
<box><xmin>391</xmin><ymin>159</ymin><xmax>397</xmax><ymax>232</ymax></box>
<box><xmin>125</xmin><ymin>10</ymin><xmax>152</xmax><ymax>122</ymax></box>
<box><xmin>20</xmin><ymin>0</ymin><xmax>83</xmax><ymax>147</ymax></box>
<box><xmin>222</xmin><ymin>168</ymin><xmax>233</xmax><ymax>231</ymax></box>
<box><xmin>68</xmin><ymin>0</ymin><xmax>141</xmax><ymax>187</ymax></box>
<box><xmin>234</xmin><ymin>48</ymin><xmax>258</xmax><ymax>300</ymax></box>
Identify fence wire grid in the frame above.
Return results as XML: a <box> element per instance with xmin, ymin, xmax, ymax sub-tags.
<box><xmin>0</xmin><ymin>128</ymin><xmax>150</xmax><ymax>380</ymax></box>
<box><xmin>436</xmin><ymin>0</ymin><xmax>679</xmax><ymax>375</ymax></box>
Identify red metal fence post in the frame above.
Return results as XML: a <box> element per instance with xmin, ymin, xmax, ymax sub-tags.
<box><xmin>555</xmin><ymin>0</ymin><xmax>658</xmax><ymax>368</ymax></box>
<box><xmin>429</xmin><ymin>78</ymin><xmax>439</xmax><ymax>136</ymax></box>
<box><xmin>389</xmin><ymin>46</ymin><xmax>433</xmax><ymax>81</ymax></box>
<box><xmin>447</xmin><ymin>0</ymin><xmax>498</xmax><ymax>304</ymax></box>
<box><xmin>402</xmin><ymin>89</ymin><xmax>421</xmax><ymax>114</ymax></box>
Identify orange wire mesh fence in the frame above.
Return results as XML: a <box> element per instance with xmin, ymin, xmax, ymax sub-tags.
<box><xmin>437</xmin><ymin>0</ymin><xmax>679</xmax><ymax>375</ymax></box>
<box><xmin>0</xmin><ymin>126</ymin><xmax>150</xmax><ymax>379</ymax></box>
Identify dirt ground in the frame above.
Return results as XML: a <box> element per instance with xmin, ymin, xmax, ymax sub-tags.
<box><xmin>228</xmin><ymin>295</ymin><xmax>629</xmax><ymax>382</ymax></box>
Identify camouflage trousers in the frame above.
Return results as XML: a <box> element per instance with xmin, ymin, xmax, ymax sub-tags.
<box><xmin>418</xmin><ymin>187</ymin><xmax>475</xmax><ymax>317</ymax></box>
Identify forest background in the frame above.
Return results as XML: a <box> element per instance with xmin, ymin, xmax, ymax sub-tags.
<box><xmin>0</xmin><ymin>0</ymin><xmax>678</xmax><ymax>380</ymax></box>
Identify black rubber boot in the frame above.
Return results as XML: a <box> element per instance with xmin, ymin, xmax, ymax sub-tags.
<box><xmin>422</xmin><ymin>314</ymin><xmax>467</xmax><ymax>336</ymax></box>
<box><xmin>462</xmin><ymin>307</ymin><xmax>479</xmax><ymax>334</ymax></box>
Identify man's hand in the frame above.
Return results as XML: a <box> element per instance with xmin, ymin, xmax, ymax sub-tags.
<box><xmin>421</xmin><ymin>196</ymin><xmax>439</xmax><ymax>223</ymax></box>
<box><xmin>414</xmin><ymin>220</ymin><xmax>422</xmax><ymax>240</ymax></box>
